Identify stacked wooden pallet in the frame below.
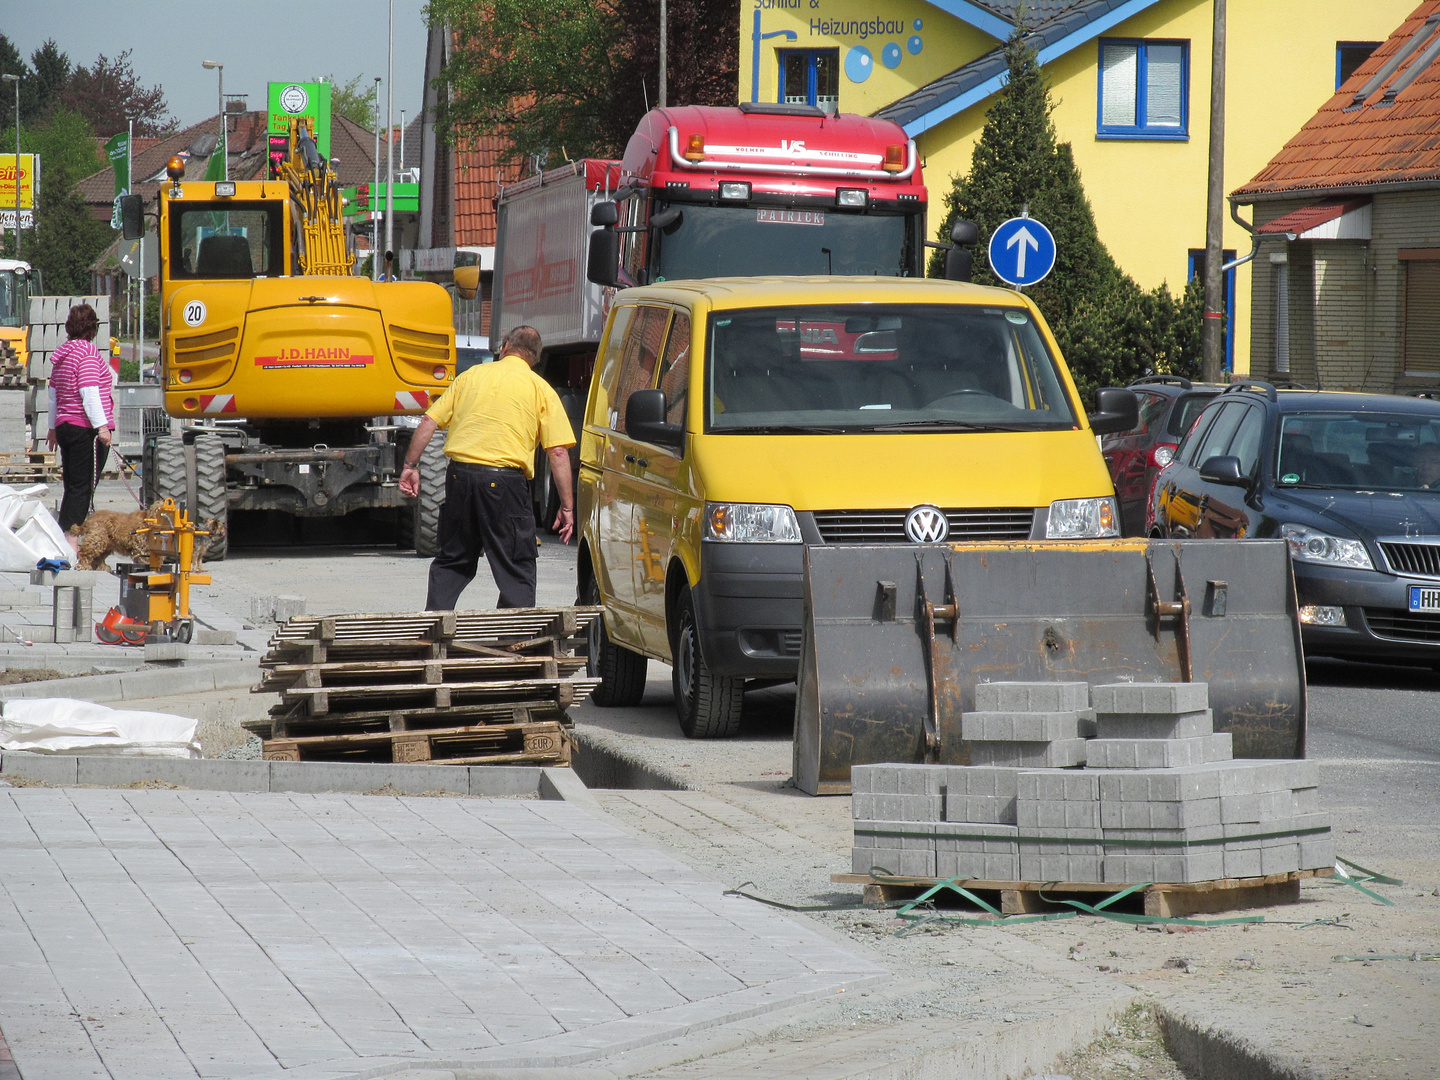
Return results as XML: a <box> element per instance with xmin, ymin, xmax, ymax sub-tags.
<box><xmin>254</xmin><ymin>607</ymin><xmax>602</xmax><ymax>765</ymax></box>
<box><xmin>0</xmin><ymin>450</ymin><xmax>61</xmax><ymax>485</ymax></box>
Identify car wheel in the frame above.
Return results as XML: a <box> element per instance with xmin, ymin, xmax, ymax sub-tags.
<box><xmin>670</xmin><ymin>588</ymin><xmax>743</xmax><ymax>739</ymax></box>
<box><xmin>581</xmin><ymin>574</ymin><xmax>647</xmax><ymax>707</ymax></box>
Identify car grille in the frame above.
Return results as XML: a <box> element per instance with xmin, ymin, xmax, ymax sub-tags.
<box><xmin>1362</xmin><ymin>608</ymin><xmax>1440</xmax><ymax>644</ymax></box>
<box><xmin>1380</xmin><ymin>541</ymin><xmax>1440</xmax><ymax>579</ymax></box>
<box><xmin>781</xmin><ymin>630</ymin><xmax>803</xmax><ymax>657</ymax></box>
<box><xmin>812</xmin><ymin>508</ymin><xmax>1034</xmax><ymax>544</ymax></box>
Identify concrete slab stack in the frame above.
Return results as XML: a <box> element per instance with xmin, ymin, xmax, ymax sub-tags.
<box><xmin>851</xmin><ymin>680</ymin><xmax>1334</xmax><ymax>886</ymax></box>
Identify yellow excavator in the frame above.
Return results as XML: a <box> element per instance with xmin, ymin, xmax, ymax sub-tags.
<box><xmin>119</xmin><ymin>117</ymin><xmax>453</xmax><ymax>557</ymax></box>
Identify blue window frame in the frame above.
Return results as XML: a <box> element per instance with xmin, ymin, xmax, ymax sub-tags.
<box><xmin>1336</xmin><ymin>42</ymin><xmax>1381</xmax><ymax>90</ymax></box>
<box><xmin>1188</xmin><ymin>248</ymin><xmax>1237</xmax><ymax>373</ymax></box>
<box><xmin>778</xmin><ymin>50</ymin><xmax>839</xmax><ymax>112</ymax></box>
<box><xmin>1097</xmin><ymin>39</ymin><xmax>1189</xmax><ymax>140</ymax></box>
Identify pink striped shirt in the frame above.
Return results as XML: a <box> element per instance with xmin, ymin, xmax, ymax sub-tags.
<box><xmin>51</xmin><ymin>338</ymin><xmax>115</xmax><ymax>429</ymax></box>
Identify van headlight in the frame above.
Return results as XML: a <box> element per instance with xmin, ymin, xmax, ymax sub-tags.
<box><xmin>1280</xmin><ymin>524</ymin><xmax>1373</xmax><ymax>570</ymax></box>
<box><xmin>1045</xmin><ymin>497</ymin><xmax>1119</xmax><ymax>539</ymax></box>
<box><xmin>704</xmin><ymin>502</ymin><xmax>802</xmax><ymax>543</ymax></box>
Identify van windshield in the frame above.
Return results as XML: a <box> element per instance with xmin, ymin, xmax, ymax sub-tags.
<box><xmin>705</xmin><ymin>304</ymin><xmax>1078</xmax><ymax>433</ymax></box>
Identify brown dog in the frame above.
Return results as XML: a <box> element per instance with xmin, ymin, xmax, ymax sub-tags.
<box><xmin>72</xmin><ymin>504</ymin><xmax>226</xmax><ymax>570</ymax></box>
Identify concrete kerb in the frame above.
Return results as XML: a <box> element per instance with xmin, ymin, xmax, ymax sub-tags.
<box><xmin>0</xmin><ymin>659</ymin><xmax>260</xmax><ymax>703</ymax></box>
<box><xmin>0</xmin><ymin>753</ymin><xmax>589</xmax><ymax>801</ymax></box>
<box><xmin>569</xmin><ymin>725</ymin><xmax>695</xmax><ymax>791</ymax></box>
<box><xmin>1158</xmin><ymin>1003</ymin><xmax>1320</xmax><ymax>1080</ymax></box>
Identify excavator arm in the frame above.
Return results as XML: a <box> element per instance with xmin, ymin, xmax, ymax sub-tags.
<box><xmin>277</xmin><ymin>118</ymin><xmax>355</xmax><ymax>277</ymax></box>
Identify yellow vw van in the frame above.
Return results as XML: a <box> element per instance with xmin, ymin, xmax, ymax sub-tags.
<box><xmin>576</xmin><ymin>277</ymin><xmax>1137</xmax><ymax>737</ymax></box>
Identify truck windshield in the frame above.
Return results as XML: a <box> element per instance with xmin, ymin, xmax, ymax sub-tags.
<box><xmin>706</xmin><ymin>304</ymin><xmax>1077</xmax><ymax>433</ymax></box>
<box><xmin>654</xmin><ymin>204</ymin><xmax>912</xmax><ymax>279</ymax></box>
<box><xmin>169</xmin><ymin>202</ymin><xmax>284</xmax><ymax>279</ymax></box>
<box><xmin>0</xmin><ymin>270</ymin><xmax>28</xmax><ymax>328</ymax></box>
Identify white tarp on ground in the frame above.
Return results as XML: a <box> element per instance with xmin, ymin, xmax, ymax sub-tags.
<box><xmin>1</xmin><ymin>698</ymin><xmax>200</xmax><ymax>757</ymax></box>
<box><xmin>0</xmin><ymin>483</ymin><xmax>71</xmax><ymax>571</ymax></box>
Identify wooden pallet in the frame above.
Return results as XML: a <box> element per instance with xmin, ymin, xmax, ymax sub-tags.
<box><xmin>832</xmin><ymin>868</ymin><xmax>1334</xmax><ymax>919</ymax></box>
<box><xmin>264</xmin><ymin>719</ymin><xmax>571</xmax><ymax>765</ymax></box>
<box><xmin>258</xmin><ymin>654</ymin><xmax>589</xmax><ymax>693</ymax></box>
<box><xmin>249</xmin><ymin>697</ymin><xmax>573</xmax><ymax>740</ymax></box>
<box><xmin>265</xmin><ymin>607</ymin><xmax>598</xmax><ymax>659</ymax></box>
<box><xmin>0</xmin><ymin>450</ymin><xmax>60</xmax><ymax>484</ymax></box>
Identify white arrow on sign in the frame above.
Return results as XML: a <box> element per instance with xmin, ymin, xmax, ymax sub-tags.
<box><xmin>1006</xmin><ymin>225</ymin><xmax>1040</xmax><ymax>279</ymax></box>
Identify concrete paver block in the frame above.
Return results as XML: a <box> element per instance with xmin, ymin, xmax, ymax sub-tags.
<box><xmin>973</xmin><ymin>681</ymin><xmax>1089</xmax><ymax>712</ymax></box>
<box><xmin>1100</xmin><ymin>797</ymin><xmax>1221</xmax><ymax>830</ymax></box>
<box><xmin>970</xmin><ymin>739</ymin><xmax>1087</xmax><ymax>768</ymax></box>
<box><xmin>893</xmin><ymin>763</ymin><xmax>945</xmax><ymax>796</ymax></box>
<box><xmin>144</xmin><ymin>641</ymin><xmax>190</xmax><ymax>663</ymax></box>
<box><xmin>75</xmin><ymin>757</ymin><xmax>270</xmax><ymax>791</ymax></box>
<box><xmin>946</xmin><ymin>793</ymin><xmax>1018</xmax><ymax>825</ymax></box>
<box><xmin>268</xmin><ymin>760</ymin><xmax>472</xmax><ymax>794</ymax></box>
<box><xmin>934</xmin><ymin>822</ymin><xmax>1019</xmax><ymax>880</ymax></box>
<box><xmin>1019</xmin><ymin>769</ymin><xmax>1099</xmax><ymax>802</ymax></box>
<box><xmin>1095</xmin><ymin>710</ymin><xmax>1214</xmax><ymax>740</ymax></box>
<box><xmin>1092</xmin><ymin>682</ymin><xmax>1210</xmax><ymax>714</ymax></box>
<box><xmin>1103</xmin><ymin>851</ymin><xmax>1225</xmax><ymax>883</ymax></box>
<box><xmin>962</xmin><ymin>710</ymin><xmax>1082</xmax><ymax>742</ymax></box>
<box><xmin>1086</xmin><ymin>733</ymin><xmax>1233</xmax><ymax>770</ymax></box>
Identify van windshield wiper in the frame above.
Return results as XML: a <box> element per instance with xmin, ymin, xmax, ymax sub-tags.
<box><xmin>863</xmin><ymin>420</ymin><xmax>1049</xmax><ymax>432</ymax></box>
<box><xmin>714</xmin><ymin>424</ymin><xmax>853</xmax><ymax>434</ymax></box>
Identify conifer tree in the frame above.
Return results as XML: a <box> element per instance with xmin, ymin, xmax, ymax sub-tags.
<box><xmin>931</xmin><ymin>28</ymin><xmax>1200</xmax><ymax>401</ymax></box>
<box><xmin>27</xmin><ymin>159</ymin><xmax>111</xmax><ymax>293</ymax></box>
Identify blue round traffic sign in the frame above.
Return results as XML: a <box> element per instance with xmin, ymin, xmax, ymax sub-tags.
<box><xmin>987</xmin><ymin>216</ymin><xmax>1057</xmax><ymax>287</ymax></box>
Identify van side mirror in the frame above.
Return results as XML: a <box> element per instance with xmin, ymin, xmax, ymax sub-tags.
<box><xmin>1088</xmin><ymin>387</ymin><xmax>1140</xmax><ymax>436</ymax></box>
<box><xmin>590</xmin><ymin>201</ymin><xmax>619</xmax><ymax>227</ymax></box>
<box><xmin>625</xmin><ymin>388</ymin><xmax>684</xmax><ymax>451</ymax></box>
<box><xmin>944</xmin><ymin>247</ymin><xmax>973</xmax><ymax>282</ymax></box>
<box><xmin>1199</xmin><ymin>455</ymin><xmax>1247</xmax><ymax>486</ymax></box>
<box><xmin>120</xmin><ymin>194</ymin><xmax>145</xmax><ymax>240</ymax></box>
<box><xmin>587</xmin><ymin>228</ymin><xmax>621</xmax><ymax>287</ymax></box>
<box><xmin>950</xmin><ymin>219</ymin><xmax>979</xmax><ymax>245</ymax></box>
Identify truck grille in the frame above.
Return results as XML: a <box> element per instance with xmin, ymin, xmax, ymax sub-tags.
<box><xmin>1380</xmin><ymin>541</ymin><xmax>1440</xmax><ymax>578</ymax></box>
<box><xmin>812</xmin><ymin>508</ymin><xmax>1034</xmax><ymax>544</ymax></box>
<box><xmin>389</xmin><ymin>324</ymin><xmax>450</xmax><ymax>363</ymax></box>
<box><xmin>172</xmin><ymin>326</ymin><xmax>238</xmax><ymax>364</ymax></box>
<box><xmin>1363</xmin><ymin>608</ymin><xmax>1440</xmax><ymax>644</ymax></box>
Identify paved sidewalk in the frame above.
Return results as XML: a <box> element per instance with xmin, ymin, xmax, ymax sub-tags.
<box><xmin>0</xmin><ymin>788</ymin><xmax>885</xmax><ymax>1080</ymax></box>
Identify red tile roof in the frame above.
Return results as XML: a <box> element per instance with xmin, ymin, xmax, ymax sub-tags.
<box><xmin>1234</xmin><ymin>1</ymin><xmax>1440</xmax><ymax>199</ymax></box>
<box><xmin>453</xmin><ymin>132</ymin><xmax>523</xmax><ymax>248</ymax></box>
<box><xmin>1255</xmin><ymin>197</ymin><xmax>1371</xmax><ymax>234</ymax></box>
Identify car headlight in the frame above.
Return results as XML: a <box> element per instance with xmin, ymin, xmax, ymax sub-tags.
<box><xmin>1279</xmin><ymin>524</ymin><xmax>1373</xmax><ymax>570</ymax></box>
<box><xmin>704</xmin><ymin>502</ymin><xmax>802</xmax><ymax>543</ymax></box>
<box><xmin>1046</xmin><ymin>497</ymin><xmax>1119</xmax><ymax>539</ymax></box>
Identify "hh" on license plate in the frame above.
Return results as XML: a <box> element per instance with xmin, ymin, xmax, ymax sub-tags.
<box><xmin>1408</xmin><ymin>585</ymin><xmax>1440</xmax><ymax>612</ymax></box>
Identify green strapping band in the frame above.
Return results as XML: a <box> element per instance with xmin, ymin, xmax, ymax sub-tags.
<box><xmin>1035</xmin><ymin>881</ymin><xmax>1266</xmax><ymax>926</ymax></box>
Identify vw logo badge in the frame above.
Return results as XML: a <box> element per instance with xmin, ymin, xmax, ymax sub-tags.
<box><xmin>904</xmin><ymin>504</ymin><xmax>949</xmax><ymax>544</ymax></box>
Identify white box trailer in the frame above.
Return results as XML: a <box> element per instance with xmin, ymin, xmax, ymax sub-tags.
<box><xmin>491</xmin><ymin>159</ymin><xmax>621</xmax><ymax>360</ymax></box>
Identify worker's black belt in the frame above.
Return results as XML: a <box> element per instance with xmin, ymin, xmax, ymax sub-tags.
<box><xmin>450</xmin><ymin>461</ymin><xmax>525</xmax><ymax>476</ymax></box>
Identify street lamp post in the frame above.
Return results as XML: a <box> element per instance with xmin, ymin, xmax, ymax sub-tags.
<box><xmin>385</xmin><ymin>0</ymin><xmax>395</xmax><ymax>278</ymax></box>
<box><xmin>2</xmin><ymin>73</ymin><xmax>20</xmax><ymax>258</ymax></box>
<box><xmin>201</xmin><ymin>60</ymin><xmax>226</xmax><ymax>181</ymax></box>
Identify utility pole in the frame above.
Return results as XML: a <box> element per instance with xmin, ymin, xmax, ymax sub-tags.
<box><xmin>202</xmin><ymin>61</ymin><xmax>226</xmax><ymax>181</ymax></box>
<box><xmin>659</xmin><ymin>0</ymin><xmax>667</xmax><ymax>108</ymax></box>
<box><xmin>1202</xmin><ymin>0</ymin><xmax>1227</xmax><ymax>383</ymax></box>
<box><xmin>2</xmin><ymin>73</ymin><xmax>20</xmax><ymax>258</ymax></box>
<box><xmin>385</xmin><ymin>0</ymin><xmax>395</xmax><ymax>277</ymax></box>
<box><xmin>372</xmin><ymin>77</ymin><xmax>381</xmax><ymax>280</ymax></box>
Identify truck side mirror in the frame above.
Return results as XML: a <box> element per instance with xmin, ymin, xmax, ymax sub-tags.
<box><xmin>590</xmin><ymin>201</ymin><xmax>619</xmax><ymax>227</ymax></box>
<box><xmin>649</xmin><ymin>206</ymin><xmax>682</xmax><ymax>231</ymax></box>
<box><xmin>626</xmin><ymin>388</ymin><xmax>685</xmax><ymax>451</ymax></box>
<box><xmin>950</xmin><ymin>219</ymin><xmax>979</xmax><ymax>245</ymax></box>
<box><xmin>587</xmin><ymin>229</ymin><xmax>621</xmax><ymax>287</ymax></box>
<box><xmin>120</xmin><ymin>194</ymin><xmax>145</xmax><ymax>240</ymax></box>
<box><xmin>944</xmin><ymin>247</ymin><xmax>973</xmax><ymax>282</ymax></box>
<box><xmin>1088</xmin><ymin>387</ymin><xmax>1140</xmax><ymax>436</ymax></box>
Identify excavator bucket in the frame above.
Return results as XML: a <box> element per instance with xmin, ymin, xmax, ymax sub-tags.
<box><xmin>793</xmin><ymin>539</ymin><xmax>1306</xmax><ymax>795</ymax></box>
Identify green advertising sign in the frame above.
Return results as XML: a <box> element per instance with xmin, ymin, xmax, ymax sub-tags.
<box><xmin>267</xmin><ymin>81</ymin><xmax>332</xmax><ymax>158</ymax></box>
<box><xmin>106</xmin><ymin>132</ymin><xmax>130</xmax><ymax>199</ymax></box>
<box><xmin>341</xmin><ymin>183</ymin><xmax>418</xmax><ymax>216</ymax></box>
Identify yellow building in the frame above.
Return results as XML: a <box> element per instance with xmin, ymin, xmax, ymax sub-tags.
<box><xmin>738</xmin><ymin>0</ymin><xmax>1414</xmax><ymax>374</ymax></box>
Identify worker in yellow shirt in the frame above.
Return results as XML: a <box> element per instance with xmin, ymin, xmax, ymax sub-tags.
<box><xmin>399</xmin><ymin>325</ymin><xmax>576</xmax><ymax>609</ymax></box>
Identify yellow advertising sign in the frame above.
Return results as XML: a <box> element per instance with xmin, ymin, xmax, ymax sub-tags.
<box><xmin>0</xmin><ymin>155</ymin><xmax>36</xmax><ymax>210</ymax></box>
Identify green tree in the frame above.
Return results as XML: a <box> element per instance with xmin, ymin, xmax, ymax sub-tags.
<box><xmin>425</xmin><ymin>0</ymin><xmax>738</xmax><ymax>167</ymax></box>
<box><xmin>321</xmin><ymin>73</ymin><xmax>378</xmax><ymax>128</ymax></box>
<box><xmin>0</xmin><ymin>107</ymin><xmax>104</xmax><ymax>179</ymax></box>
<box><xmin>27</xmin><ymin>40</ymin><xmax>72</xmax><ymax>123</ymax></box>
<box><xmin>25</xmin><ymin>157</ymin><xmax>112</xmax><ymax>293</ymax></box>
<box><xmin>931</xmin><ymin>28</ymin><xmax>1199</xmax><ymax>402</ymax></box>
<box><xmin>60</xmin><ymin>50</ymin><xmax>172</xmax><ymax>137</ymax></box>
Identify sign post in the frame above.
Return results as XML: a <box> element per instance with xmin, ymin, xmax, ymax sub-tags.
<box><xmin>987</xmin><ymin>215</ymin><xmax>1057</xmax><ymax>288</ymax></box>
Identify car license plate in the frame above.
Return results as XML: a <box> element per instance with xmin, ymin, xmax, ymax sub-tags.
<box><xmin>1408</xmin><ymin>585</ymin><xmax>1440</xmax><ymax>612</ymax></box>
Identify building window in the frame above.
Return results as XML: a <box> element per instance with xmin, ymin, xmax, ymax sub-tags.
<box><xmin>1337</xmin><ymin>42</ymin><xmax>1381</xmax><ymax>89</ymax></box>
<box><xmin>1188</xmin><ymin>248</ymin><xmax>1237</xmax><ymax>372</ymax></box>
<box><xmin>1097</xmin><ymin>39</ymin><xmax>1188</xmax><ymax>139</ymax></box>
<box><xmin>1402</xmin><ymin>250</ymin><xmax>1440</xmax><ymax>375</ymax></box>
<box><xmin>779</xmin><ymin>50</ymin><xmax>839</xmax><ymax>113</ymax></box>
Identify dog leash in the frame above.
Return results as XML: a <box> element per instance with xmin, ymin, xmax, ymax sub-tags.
<box><xmin>107</xmin><ymin>445</ymin><xmax>147</xmax><ymax>509</ymax></box>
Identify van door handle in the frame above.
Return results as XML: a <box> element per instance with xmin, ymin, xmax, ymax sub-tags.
<box><xmin>636</xmin><ymin>458</ymin><xmax>649</xmax><ymax>468</ymax></box>
<box><xmin>624</xmin><ymin>454</ymin><xmax>636</xmax><ymax>464</ymax></box>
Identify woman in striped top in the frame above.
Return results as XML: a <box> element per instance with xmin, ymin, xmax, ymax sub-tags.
<box><xmin>47</xmin><ymin>303</ymin><xmax>115</xmax><ymax>547</ymax></box>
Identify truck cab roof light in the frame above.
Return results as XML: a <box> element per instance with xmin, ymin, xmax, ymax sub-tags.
<box><xmin>719</xmin><ymin>181</ymin><xmax>750</xmax><ymax>201</ymax></box>
<box><xmin>882</xmin><ymin>144</ymin><xmax>905</xmax><ymax>172</ymax></box>
<box><xmin>836</xmin><ymin>188</ymin><xmax>868</xmax><ymax>207</ymax></box>
<box><xmin>166</xmin><ymin>156</ymin><xmax>186</xmax><ymax>181</ymax></box>
<box><xmin>685</xmin><ymin>133</ymin><xmax>705</xmax><ymax>161</ymax></box>
<box><xmin>214</xmin><ymin>181</ymin><xmax>236</xmax><ymax>197</ymax></box>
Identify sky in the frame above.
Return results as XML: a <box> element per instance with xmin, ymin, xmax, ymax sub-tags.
<box><xmin>3</xmin><ymin>0</ymin><xmax>429</xmax><ymax>130</ymax></box>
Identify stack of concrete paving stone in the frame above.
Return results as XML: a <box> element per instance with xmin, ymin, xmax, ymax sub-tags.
<box><xmin>852</xmin><ymin>681</ymin><xmax>1334</xmax><ymax>889</ymax></box>
<box><xmin>23</xmin><ymin>296</ymin><xmax>112</xmax><ymax>443</ymax></box>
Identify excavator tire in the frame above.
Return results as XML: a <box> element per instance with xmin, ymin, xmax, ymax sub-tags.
<box><xmin>414</xmin><ymin>435</ymin><xmax>447</xmax><ymax>558</ymax></box>
<box><xmin>192</xmin><ymin>435</ymin><xmax>229</xmax><ymax>561</ymax></box>
<box><xmin>150</xmin><ymin>435</ymin><xmax>187</xmax><ymax>508</ymax></box>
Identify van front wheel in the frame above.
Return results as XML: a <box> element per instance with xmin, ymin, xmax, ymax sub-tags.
<box><xmin>671</xmin><ymin>589</ymin><xmax>744</xmax><ymax>739</ymax></box>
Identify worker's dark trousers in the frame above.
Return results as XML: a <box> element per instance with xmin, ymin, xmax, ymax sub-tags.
<box><xmin>56</xmin><ymin>422</ymin><xmax>108</xmax><ymax>532</ymax></box>
<box><xmin>425</xmin><ymin>461</ymin><xmax>537</xmax><ymax>610</ymax></box>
